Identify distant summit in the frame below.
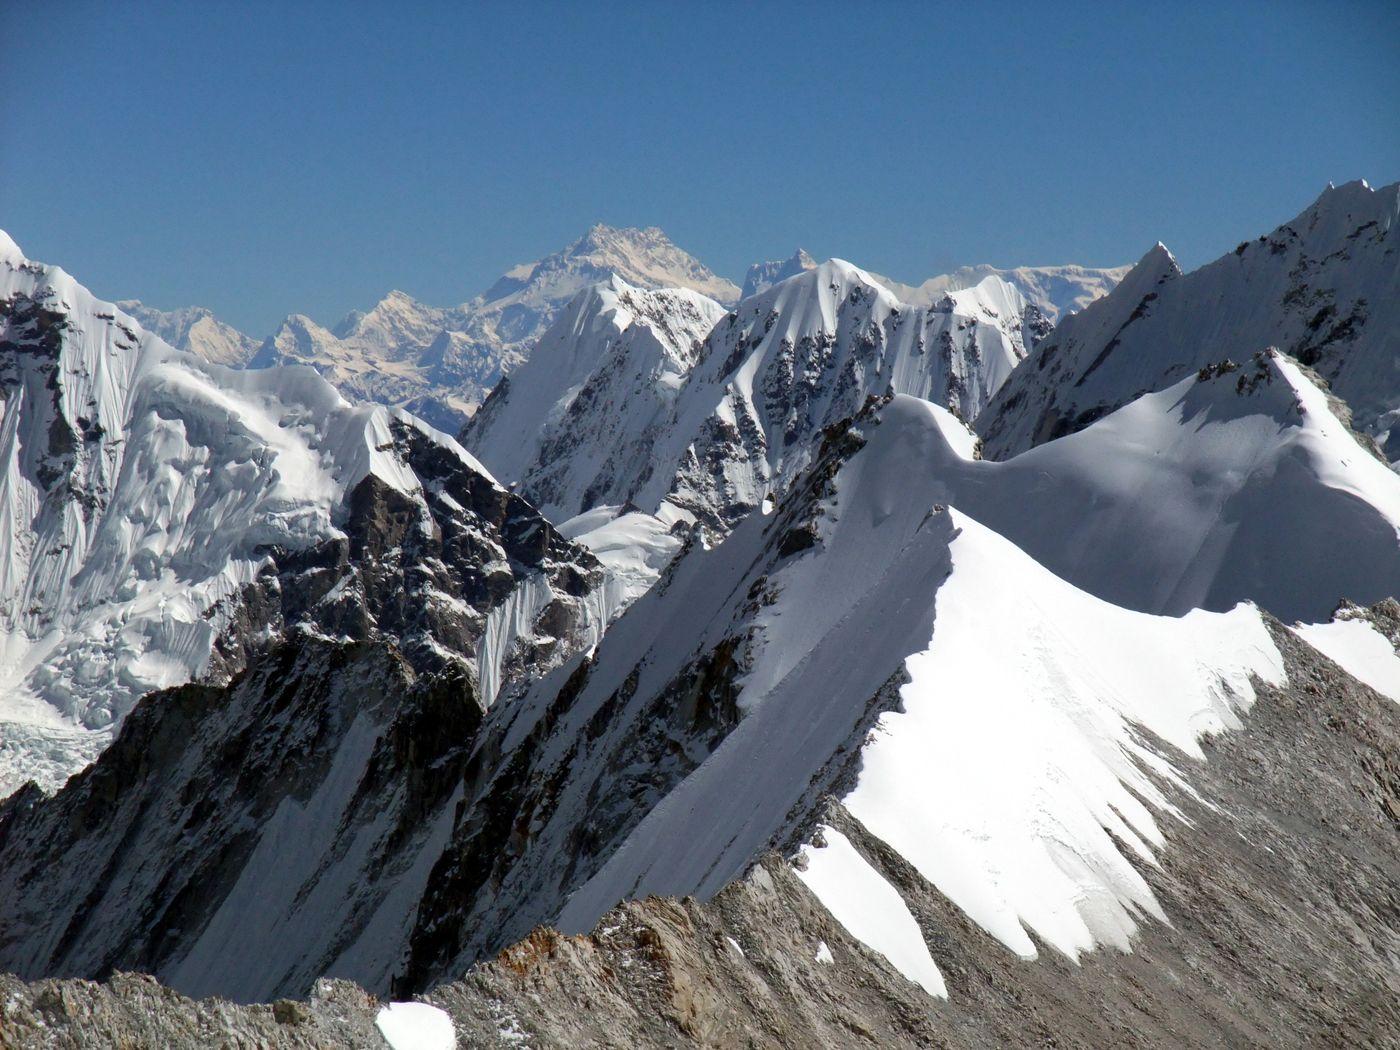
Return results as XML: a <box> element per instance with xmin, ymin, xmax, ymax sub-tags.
<box><xmin>741</xmin><ymin>248</ymin><xmax>817</xmax><ymax>299</ymax></box>
<box><xmin>869</xmin><ymin>263</ymin><xmax>1130</xmax><ymax>326</ymax></box>
<box><xmin>483</xmin><ymin>224</ymin><xmax>740</xmax><ymax>307</ymax></box>
<box><xmin>115</xmin><ymin>300</ymin><xmax>258</xmax><ymax>366</ymax></box>
<box><xmin>248</xmin><ymin>224</ymin><xmax>739</xmax><ymax>431</ymax></box>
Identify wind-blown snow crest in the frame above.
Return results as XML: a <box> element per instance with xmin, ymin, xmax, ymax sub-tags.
<box><xmin>979</xmin><ymin>180</ymin><xmax>1400</xmax><ymax>459</ymax></box>
<box><xmin>846</xmin><ymin>502</ymin><xmax>1282</xmax><ymax>961</ymax></box>
<box><xmin>544</xmin><ymin>394</ymin><xmax>1286</xmax><ymax>981</ymax></box>
<box><xmin>931</xmin><ymin>351</ymin><xmax>1400</xmax><ymax>620</ymax></box>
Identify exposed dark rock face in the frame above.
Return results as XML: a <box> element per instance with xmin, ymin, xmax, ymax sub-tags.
<box><xmin>0</xmin><ymin>640</ymin><xmax>482</xmax><ymax>1003</ymax></box>
<box><xmin>396</xmin><ymin>408</ymin><xmax>882</xmax><ymax>990</ymax></box>
<box><xmin>208</xmin><ymin>418</ymin><xmax>605</xmax><ymax>701</ymax></box>
<box><xmin>0</xmin><ymin>419</ymin><xmax>611</xmax><ymax>1004</ymax></box>
<box><xmin>0</xmin><ymin>289</ymin><xmax>103</xmax><ymax>512</ymax></box>
<box><xmin>2</xmin><ymin>618</ymin><xmax>1396</xmax><ymax>1047</ymax></box>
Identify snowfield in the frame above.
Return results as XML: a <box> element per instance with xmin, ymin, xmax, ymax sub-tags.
<box><xmin>374</xmin><ymin>1002</ymin><xmax>456</xmax><ymax>1050</ymax></box>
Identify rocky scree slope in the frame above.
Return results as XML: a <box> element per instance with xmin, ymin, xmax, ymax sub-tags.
<box><xmin>0</xmin><ymin>232</ymin><xmax>610</xmax><ymax>797</ymax></box>
<box><xmin>978</xmin><ymin>179</ymin><xmax>1400</xmax><ymax>460</ymax></box>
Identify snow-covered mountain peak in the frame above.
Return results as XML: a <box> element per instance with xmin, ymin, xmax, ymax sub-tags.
<box><xmin>463</xmin><ymin>276</ymin><xmax>728</xmax><ymax>519</ymax></box>
<box><xmin>1139</xmin><ymin>239</ymin><xmax>1180</xmax><ymax>273</ymax></box>
<box><xmin>478</xmin><ymin>224</ymin><xmax>741</xmax><ymax>310</ymax></box>
<box><xmin>978</xmin><ymin>181</ymin><xmax>1400</xmax><ymax>459</ymax></box>
<box><xmin>435</xmin><ymin>385</ymin><xmax>1304</xmax><ymax>979</ymax></box>
<box><xmin>329</xmin><ymin>289</ymin><xmax>449</xmax><ymax>353</ymax></box>
<box><xmin>1302</xmin><ymin>177</ymin><xmax>1397</xmax><ymax>229</ymax></box>
<box><xmin>0</xmin><ymin>235</ymin><xmax>611</xmax><ymax>796</ymax></box>
<box><xmin>942</xmin><ymin>272</ymin><xmax>1033</xmax><ymax>318</ymax></box>
<box><xmin>116</xmin><ymin>299</ymin><xmax>258</xmax><ymax>366</ymax></box>
<box><xmin>466</xmin><ymin>251</ymin><xmax>1039</xmax><ymax>559</ymax></box>
<box><xmin>741</xmin><ymin>248</ymin><xmax>818</xmax><ymax>299</ymax></box>
<box><xmin>870</xmin><ymin>260</ymin><xmax>1130</xmax><ymax>325</ymax></box>
<box><xmin>0</xmin><ymin>229</ymin><xmax>25</xmax><ymax>263</ymax></box>
<box><xmin>240</xmin><ymin>225</ymin><xmax>738</xmax><ymax>431</ymax></box>
<box><xmin>731</xmin><ymin>256</ymin><xmax>902</xmax><ymax>339</ymax></box>
<box><xmin>257</xmin><ymin>312</ymin><xmax>340</xmax><ymax>360</ymax></box>
<box><xmin>1102</xmin><ymin>241</ymin><xmax>1182</xmax><ymax>302</ymax></box>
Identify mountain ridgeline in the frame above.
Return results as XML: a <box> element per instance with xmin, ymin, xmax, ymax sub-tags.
<box><xmin>1</xmin><ymin>181</ymin><xmax>1398</xmax><ymax>1049</ymax></box>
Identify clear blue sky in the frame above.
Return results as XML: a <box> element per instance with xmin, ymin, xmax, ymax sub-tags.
<box><xmin>3</xmin><ymin>1</ymin><xmax>1396</xmax><ymax>335</ymax></box>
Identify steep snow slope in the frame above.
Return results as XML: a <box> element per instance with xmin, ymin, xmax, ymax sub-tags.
<box><xmin>251</xmin><ymin>225</ymin><xmax>738</xmax><ymax>431</ymax></box>
<box><xmin>467</xmin><ymin>260</ymin><xmax>1038</xmax><ymax>538</ymax></box>
<box><xmin>0</xmin><ymin>232</ymin><xmax>609</xmax><ymax>795</ymax></box>
<box><xmin>873</xmin><ymin>352</ymin><xmax>1400</xmax><ymax>622</ymax></box>
<box><xmin>462</xmin><ymin>277</ymin><xmax>726</xmax><ymax>506</ymax></box>
<box><xmin>979</xmin><ymin>180</ymin><xmax>1400</xmax><ymax>458</ymax></box>
<box><xmin>1293</xmin><ymin>601</ymin><xmax>1400</xmax><ymax>703</ymax></box>
<box><xmin>3</xmin><ymin>383</ymin><xmax>1394</xmax><ymax>1006</ymax></box>
<box><xmin>872</xmin><ymin>262</ymin><xmax>1129</xmax><ymax>326</ymax></box>
<box><xmin>401</xmin><ymin>393</ymin><xmax>1295</xmax><ymax>987</ymax></box>
<box><xmin>116</xmin><ymin>300</ymin><xmax>258</xmax><ymax>365</ymax></box>
<box><xmin>558</xmin><ymin>494</ymin><xmax>1283</xmax><ymax>966</ymax></box>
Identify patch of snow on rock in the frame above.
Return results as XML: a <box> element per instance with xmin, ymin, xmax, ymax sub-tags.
<box><xmin>1293</xmin><ymin>616</ymin><xmax>1400</xmax><ymax>703</ymax></box>
<box><xmin>797</xmin><ymin>826</ymin><xmax>944</xmax><ymax>996</ymax></box>
<box><xmin>374</xmin><ymin>1001</ymin><xmax>456</xmax><ymax>1050</ymax></box>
